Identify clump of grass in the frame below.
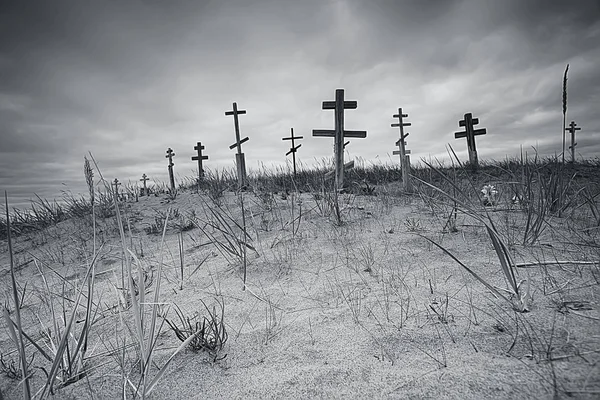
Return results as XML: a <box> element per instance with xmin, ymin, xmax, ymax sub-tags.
<box><xmin>164</xmin><ymin>299</ymin><xmax>228</xmax><ymax>362</ymax></box>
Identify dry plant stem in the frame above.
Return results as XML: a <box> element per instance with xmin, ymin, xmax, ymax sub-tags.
<box><xmin>3</xmin><ymin>192</ymin><xmax>32</xmax><ymax>399</ymax></box>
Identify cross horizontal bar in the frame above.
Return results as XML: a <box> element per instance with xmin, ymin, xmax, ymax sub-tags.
<box><xmin>322</xmin><ymin>100</ymin><xmax>357</xmax><ymax>110</ymax></box>
<box><xmin>454</xmin><ymin>131</ymin><xmax>467</xmax><ymax>138</ymax></box>
<box><xmin>229</xmin><ymin>136</ymin><xmax>249</xmax><ymax>149</ymax></box>
<box><xmin>395</xmin><ymin>139</ymin><xmax>407</xmax><ymax>146</ymax></box>
<box><xmin>459</xmin><ymin>117</ymin><xmax>479</xmax><ymax>127</ymax></box>
<box><xmin>312</xmin><ymin>129</ymin><xmax>335</xmax><ymax>137</ymax></box>
<box><xmin>391</xmin><ymin>122</ymin><xmax>411</xmax><ymax>127</ymax></box>
<box><xmin>393</xmin><ymin>150</ymin><xmax>411</xmax><ymax>155</ymax></box>
<box><xmin>393</xmin><ymin>113</ymin><xmax>409</xmax><ymax>118</ymax></box>
<box><xmin>344</xmin><ymin>130</ymin><xmax>367</xmax><ymax>138</ymax></box>
<box><xmin>225</xmin><ymin>110</ymin><xmax>247</xmax><ymax>116</ymax></box>
<box><xmin>194</xmin><ymin>145</ymin><xmax>205</xmax><ymax>150</ymax></box>
<box><xmin>473</xmin><ymin>128</ymin><xmax>487</xmax><ymax>135</ymax></box>
<box><xmin>282</xmin><ymin>136</ymin><xmax>304</xmax><ymax>141</ymax></box>
<box><xmin>192</xmin><ymin>156</ymin><xmax>209</xmax><ymax>161</ymax></box>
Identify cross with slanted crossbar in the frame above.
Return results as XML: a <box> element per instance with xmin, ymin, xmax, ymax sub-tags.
<box><xmin>313</xmin><ymin>89</ymin><xmax>367</xmax><ymax>189</ymax></box>
<box><xmin>112</xmin><ymin>178</ymin><xmax>121</xmax><ymax>197</ymax></box>
<box><xmin>225</xmin><ymin>102</ymin><xmax>249</xmax><ymax>188</ymax></box>
<box><xmin>566</xmin><ymin>121</ymin><xmax>582</xmax><ymax>163</ymax></box>
<box><xmin>140</xmin><ymin>174</ymin><xmax>149</xmax><ymax>196</ymax></box>
<box><xmin>391</xmin><ymin>108</ymin><xmax>412</xmax><ymax>192</ymax></box>
<box><xmin>454</xmin><ymin>113</ymin><xmax>487</xmax><ymax>168</ymax></box>
<box><xmin>282</xmin><ymin>127</ymin><xmax>303</xmax><ymax>179</ymax></box>
<box><xmin>165</xmin><ymin>148</ymin><xmax>176</xmax><ymax>192</ymax></box>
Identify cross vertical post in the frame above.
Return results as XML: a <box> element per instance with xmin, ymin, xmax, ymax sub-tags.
<box><xmin>140</xmin><ymin>174</ymin><xmax>149</xmax><ymax>196</ymax></box>
<box><xmin>192</xmin><ymin>142</ymin><xmax>209</xmax><ymax>188</ymax></box>
<box><xmin>226</xmin><ymin>102</ymin><xmax>249</xmax><ymax>189</ymax></box>
<box><xmin>313</xmin><ymin>89</ymin><xmax>367</xmax><ymax>190</ymax></box>
<box><xmin>282</xmin><ymin>127</ymin><xmax>304</xmax><ymax>180</ymax></box>
<box><xmin>566</xmin><ymin>121</ymin><xmax>581</xmax><ymax>163</ymax></box>
<box><xmin>391</xmin><ymin>108</ymin><xmax>412</xmax><ymax>192</ymax></box>
<box><xmin>165</xmin><ymin>147</ymin><xmax>176</xmax><ymax>193</ymax></box>
<box><xmin>454</xmin><ymin>113</ymin><xmax>487</xmax><ymax>169</ymax></box>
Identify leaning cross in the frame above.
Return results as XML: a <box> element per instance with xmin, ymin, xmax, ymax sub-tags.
<box><xmin>454</xmin><ymin>113</ymin><xmax>487</xmax><ymax>168</ymax></box>
<box><xmin>192</xmin><ymin>142</ymin><xmax>209</xmax><ymax>181</ymax></box>
<box><xmin>282</xmin><ymin>127</ymin><xmax>304</xmax><ymax>179</ymax></box>
<box><xmin>313</xmin><ymin>89</ymin><xmax>367</xmax><ymax>189</ymax></box>
<box><xmin>165</xmin><ymin>148</ymin><xmax>176</xmax><ymax>193</ymax></box>
<box><xmin>226</xmin><ymin>102</ymin><xmax>249</xmax><ymax>189</ymax></box>
<box><xmin>566</xmin><ymin>121</ymin><xmax>581</xmax><ymax>163</ymax></box>
<box><xmin>140</xmin><ymin>174</ymin><xmax>149</xmax><ymax>196</ymax></box>
<box><xmin>391</xmin><ymin>108</ymin><xmax>412</xmax><ymax>192</ymax></box>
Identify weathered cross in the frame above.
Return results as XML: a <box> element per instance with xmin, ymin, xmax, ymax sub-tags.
<box><xmin>282</xmin><ymin>127</ymin><xmax>303</xmax><ymax>179</ymax></box>
<box><xmin>566</xmin><ymin>121</ymin><xmax>582</xmax><ymax>163</ymax></box>
<box><xmin>112</xmin><ymin>178</ymin><xmax>121</xmax><ymax>198</ymax></box>
<box><xmin>225</xmin><ymin>102</ymin><xmax>249</xmax><ymax>189</ymax></box>
<box><xmin>391</xmin><ymin>108</ymin><xmax>412</xmax><ymax>192</ymax></box>
<box><xmin>454</xmin><ymin>113</ymin><xmax>487</xmax><ymax>168</ymax></box>
<box><xmin>165</xmin><ymin>148</ymin><xmax>176</xmax><ymax>193</ymax></box>
<box><xmin>192</xmin><ymin>142</ymin><xmax>209</xmax><ymax>181</ymax></box>
<box><xmin>313</xmin><ymin>89</ymin><xmax>367</xmax><ymax>189</ymax></box>
<box><xmin>140</xmin><ymin>173</ymin><xmax>149</xmax><ymax>196</ymax></box>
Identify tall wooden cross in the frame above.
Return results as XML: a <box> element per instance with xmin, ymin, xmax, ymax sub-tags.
<box><xmin>225</xmin><ymin>102</ymin><xmax>249</xmax><ymax>189</ymax></box>
<box><xmin>140</xmin><ymin>173</ymin><xmax>149</xmax><ymax>196</ymax></box>
<box><xmin>391</xmin><ymin>108</ymin><xmax>412</xmax><ymax>192</ymax></box>
<box><xmin>282</xmin><ymin>127</ymin><xmax>303</xmax><ymax>179</ymax></box>
<box><xmin>192</xmin><ymin>142</ymin><xmax>209</xmax><ymax>181</ymax></box>
<box><xmin>566</xmin><ymin>121</ymin><xmax>581</xmax><ymax>163</ymax></box>
<box><xmin>454</xmin><ymin>113</ymin><xmax>487</xmax><ymax>168</ymax></box>
<box><xmin>165</xmin><ymin>147</ymin><xmax>176</xmax><ymax>193</ymax></box>
<box><xmin>313</xmin><ymin>89</ymin><xmax>367</xmax><ymax>190</ymax></box>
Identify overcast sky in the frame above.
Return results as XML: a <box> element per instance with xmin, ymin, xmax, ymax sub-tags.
<box><xmin>1</xmin><ymin>0</ymin><xmax>599</xmax><ymax>209</ymax></box>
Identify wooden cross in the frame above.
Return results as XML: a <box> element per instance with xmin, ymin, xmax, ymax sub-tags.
<box><xmin>192</xmin><ymin>142</ymin><xmax>209</xmax><ymax>180</ymax></box>
<box><xmin>112</xmin><ymin>178</ymin><xmax>121</xmax><ymax>197</ymax></box>
<box><xmin>313</xmin><ymin>89</ymin><xmax>367</xmax><ymax>189</ymax></box>
<box><xmin>225</xmin><ymin>102</ymin><xmax>249</xmax><ymax>189</ymax></box>
<box><xmin>140</xmin><ymin>173</ymin><xmax>149</xmax><ymax>196</ymax></box>
<box><xmin>454</xmin><ymin>113</ymin><xmax>487</xmax><ymax>168</ymax></box>
<box><xmin>282</xmin><ymin>127</ymin><xmax>303</xmax><ymax>179</ymax></box>
<box><xmin>165</xmin><ymin>148</ymin><xmax>176</xmax><ymax>193</ymax></box>
<box><xmin>566</xmin><ymin>121</ymin><xmax>581</xmax><ymax>163</ymax></box>
<box><xmin>391</xmin><ymin>108</ymin><xmax>412</xmax><ymax>192</ymax></box>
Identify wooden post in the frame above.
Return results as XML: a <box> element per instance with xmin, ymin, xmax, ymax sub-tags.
<box><xmin>140</xmin><ymin>174</ymin><xmax>149</xmax><ymax>196</ymax></box>
<box><xmin>391</xmin><ymin>109</ymin><xmax>413</xmax><ymax>192</ymax></box>
<box><xmin>225</xmin><ymin>102</ymin><xmax>249</xmax><ymax>189</ymax></box>
<box><xmin>566</xmin><ymin>121</ymin><xmax>581</xmax><ymax>163</ymax></box>
<box><xmin>165</xmin><ymin>147</ymin><xmax>176</xmax><ymax>193</ymax></box>
<box><xmin>313</xmin><ymin>89</ymin><xmax>367</xmax><ymax>190</ymax></box>
<box><xmin>112</xmin><ymin>178</ymin><xmax>121</xmax><ymax>199</ymax></box>
<box><xmin>454</xmin><ymin>113</ymin><xmax>487</xmax><ymax>168</ymax></box>
<box><xmin>282</xmin><ymin>127</ymin><xmax>304</xmax><ymax>180</ymax></box>
<box><xmin>192</xmin><ymin>142</ymin><xmax>209</xmax><ymax>185</ymax></box>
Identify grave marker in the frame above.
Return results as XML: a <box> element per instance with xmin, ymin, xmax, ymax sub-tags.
<box><xmin>313</xmin><ymin>89</ymin><xmax>367</xmax><ymax>189</ymax></box>
<box><xmin>140</xmin><ymin>173</ymin><xmax>149</xmax><ymax>196</ymax></box>
<box><xmin>566</xmin><ymin>121</ymin><xmax>581</xmax><ymax>163</ymax></box>
<box><xmin>112</xmin><ymin>178</ymin><xmax>121</xmax><ymax>198</ymax></box>
<box><xmin>282</xmin><ymin>127</ymin><xmax>303</xmax><ymax>179</ymax></box>
<box><xmin>454</xmin><ymin>113</ymin><xmax>487</xmax><ymax>168</ymax></box>
<box><xmin>225</xmin><ymin>102</ymin><xmax>249</xmax><ymax>189</ymax></box>
<box><xmin>165</xmin><ymin>147</ymin><xmax>176</xmax><ymax>193</ymax></box>
<box><xmin>391</xmin><ymin>108</ymin><xmax>412</xmax><ymax>192</ymax></box>
<box><xmin>192</xmin><ymin>142</ymin><xmax>209</xmax><ymax>183</ymax></box>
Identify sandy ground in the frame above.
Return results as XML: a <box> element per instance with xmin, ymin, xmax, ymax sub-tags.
<box><xmin>1</xmin><ymin>188</ymin><xmax>599</xmax><ymax>399</ymax></box>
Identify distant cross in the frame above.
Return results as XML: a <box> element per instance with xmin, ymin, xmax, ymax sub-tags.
<box><xmin>454</xmin><ymin>113</ymin><xmax>487</xmax><ymax>168</ymax></box>
<box><xmin>282</xmin><ymin>128</ymin><xmax>304</xmax><ymax>179</ymax></box>
<box><xmin>313</xmin><ymin>89</ymin><xmax>367</xmax><ymax>189</ymax></box>
<box><xmin>165</xmin><ymin>148</ymin><xmax>176</xmax><ymax>193</ymax></box>
<box><xmin>140</xmin><ymin>173</ymin><xmax>149</xmax><ymax>196</ymax></box>
<box><xmin>566</xmin><ymin>121</ymin><xmax>582</xmax><ymax>163</ymax></box>
<box><xmin>225</xmin><ymin>102</ymin><xmax>249</xmax><ymax>189</ymax></box>
<box><xmin>192</xmin><ymin>142</ymin><xmax>209</xmax><ymax>182</ymax></box>
<box><xmin>112</xmin><ymin>178</ymin><xmax>121</xmax><ymax>198</ymax></box>
<box><xmin>391</xmin><ymin>108</ymin><xmax>412</xmax><ymax>192</ymax></box>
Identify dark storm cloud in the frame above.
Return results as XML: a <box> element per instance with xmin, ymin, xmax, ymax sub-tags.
<box><xmin>0</xmin><ymin>0</ymin><xmax>599</xmax><ymax>209</ymax></box>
